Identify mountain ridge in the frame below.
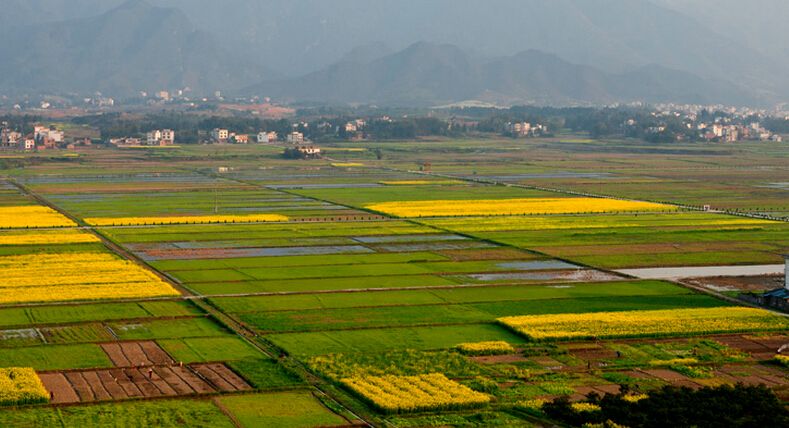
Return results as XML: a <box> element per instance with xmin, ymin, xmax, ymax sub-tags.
<box><xmin>246</xmin><ymin>42</ymin><xmax>762</xmax><ymax>107</ymax></box>
<box><xmin>0</xmin><ymin>0</ymin><xmax>271</xmax><ymax>97</ymax></box>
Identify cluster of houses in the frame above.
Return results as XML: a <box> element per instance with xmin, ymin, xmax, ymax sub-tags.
<box><xmin>207</xmin><ymin>128</ymin><xmax>320</xmax><ymax>158</ymax></box>
<box><xmin>109</xmin><ymin>129</ymin><xmax>175</xmax><ymax>147</ymax></box>
<box><xmin>342</xmin><ymin>119</ymin><xmax>367</xmax><ymax>140</ymax></box>
<box><xmin>505</xmin><ymin>121</ymin><xmax>548</xmax><ymax>138</ymax></box>
<box><xmin>208</xmin><ymin>128</ymin><xmax>306</xmax><ymax>144</ymax></box>
<box><xmin>1</xmin><ymin>123</ymin><xmax>87</xmax><ymax>151</ymax></box>
<box><xmin>697</xmin><ymin>122</ymin><xmax>782</xmax><ymax>143</ymax></box>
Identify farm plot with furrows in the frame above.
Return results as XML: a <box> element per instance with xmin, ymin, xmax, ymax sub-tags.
<box><xmin>39</xmin><ymin>363</ymin><xmax>251</xmax><ymax>404</ymax></box>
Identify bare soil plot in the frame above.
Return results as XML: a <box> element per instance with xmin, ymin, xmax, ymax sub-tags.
<box><xmin>192</xmin><ymin>363</ymin><xmax>253</xmax><ymax>392</ymax></box>
<box><xmin>37</xmin><ymin>372</ymin><xmax>79</xmax><ymax>404</ymax></box>
<box><xmin>683</xmin><ymin>275</ymin><xmax>783</xmax><ymax>293</ymax></box>
<box><xmin>639</xmin><ymin>368</ymin><xmax>701</xmax><ymax>384</ymax></box>
<box><xmin>711</xmin><ymin>335</ymin><xmax>778</xmax><ymax>358</ymax></box>
<box><xmin>470</xmin><ymin>354</ymin><xmax>530</xmax><ymax>364</ymax></box>
<box><xmin>100</xmin><ymin>341</ymin><xmax>175</xmax><ymax>367</ymax></box>
<box><xmin>39</xmin><ymin>363</ymin><xmax>250</xmax><ymax>404</ymax></box>
<box><xmin>570</xmin><ymin>347</ymin><xmax>620</xmax><ymax>361</ymax></box>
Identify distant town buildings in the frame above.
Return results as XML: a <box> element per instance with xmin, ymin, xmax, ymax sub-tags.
<box><xmin>297</xmin><ymin>146</ymin><xmax>320</xmax><ymax>156</ymax></box>
<box><xmin>34</xmin><ymin>125</ymin><xmax>64</xmax><ymax>144</ymax></box>
<box><xmin>696</xmin><ymin>121</ymin><xmax>781</xmax><ymax>143</ymax></box>
<box><xmin>108</xmin><ymin>137</ymin><xmax>141</xmax><ymax>147</ymax></box>
<box><xmin>286</xmin><ymin>131</ymin><xmax>305</xmax><ymax>144</ymax></box>
<box><xmin>506</xmin><ymin>122</ymin><xmax>547</xmax><ymax>138</ymax></box>
<box><xmin>0</xmin><ymin>128</ymin><xmax>21</xmax><ymax>149</ymax></box>
<box><xmin>0</xmin><ymin>123</ymin><xmax>76</xmax><ymax>151</ymax></box>
<box><xmin>146</xmin><ymin>129</ymin><xmax>175</xmax><ymax>146</ymax></box>
<box><xmin>210</xmin><ymin>128</ymin><xmax>230</xmax><ymax>143</ymax></box>
<box><xmin>256</xmin><ymin>131</ymin><xmax>278</xmax><ymax>143</ymax></box>
<box><xmin>83</xmin><ymin>96</ymin><xmax>114</xmax><ymax>107</ymax></box>
<box><xmin>209</xmin><ymin>129</ymin><xmax>270</xmax><ymax>144</ymax></box>
<box><xmin>231</xmin><ymin>134</ymin><xmax>249</xmax><ymax>144</ymax></box>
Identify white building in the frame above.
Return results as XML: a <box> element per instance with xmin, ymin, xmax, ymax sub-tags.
<box><xmin>34</xmin><ymin>126</ymin><xmax>64</xmax><ymax>143</ymax></box>
<box><xmin>257</xmin><ymin>132</ymin><xmax>269</xmax><ymax>143</ymax></box>
<box><xmin>211</xmin><ymin>128</ymin><xmax>229</xmax><ymax>142</ymax></box>
<box><xmin>33</xmin><ymin>126</ymin><xmax>48</xmax><ymax>140</ymax></box>
<box><xmin>296</xmin><ymin>146</ymin><xmax>321</xmax><ymax>157</ymax></box>
<box><xmin>146</xmin><ymin>129</ymin><xmax>175</xmax><ymax>146</ymax></box>
<box><xmin>286</xmin><ymin>132</ymin><xmax>305</xmax><ymax>144</ymax></box>
<box><xmin>7</xmin><ymin>131</ymin><xmax>21</xmax><ymax>144</ymax></box>
<box><xmin>147</xmin><ymin>130</ymin><xmax>161</xmax><ymax>145</ymax></box>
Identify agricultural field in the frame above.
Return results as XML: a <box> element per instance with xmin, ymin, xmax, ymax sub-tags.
<box><xmin>21</xmin><ymin>173</ymin><xmax>372</xmax><ymax>224</ymax></box>
<box><xmin>0</xmin><ymin>139</ymin><xmax>786</xmax><ymax>427</ymax></box>
<box><xmin>423</xmin><ymin>212</ymin><xmax>789</xmax><ymax>269</ymax></box>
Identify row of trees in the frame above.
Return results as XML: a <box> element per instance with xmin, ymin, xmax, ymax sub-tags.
<box><xmin>72</xmin><ymin>113</ymin><xmax>294</xmax><ymax>144</ymax></box>
<box><xmin>542</xmin><ymin>384</ymin><xmax>789</xmax><ymax>428</ymax></box>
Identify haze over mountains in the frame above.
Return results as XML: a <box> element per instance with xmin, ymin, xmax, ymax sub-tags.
<box><xmin>2</xmin><ymin>0</ymin><xmax>788</xmax><ymax>107</ymax></box>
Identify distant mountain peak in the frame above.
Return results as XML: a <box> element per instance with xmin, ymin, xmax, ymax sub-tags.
<box><xmin>246</xmin><ymin>42</ymin><xmax>762</xmax><ymax>107</ymax></box>
<box><xmin>0</xmin><ymin>0</ymin><xmax>270</xmax><ymax>97</ymax></box>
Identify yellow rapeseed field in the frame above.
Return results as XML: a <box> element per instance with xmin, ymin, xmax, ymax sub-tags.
<box><xmin>456</xmin><ymin>341</ymin><xmax>515</xmax><ymax>355</ymax></box>
<box><xmin>0</xmin><ymin>230</ymin><xmax>100</xmax><ymax>246</ymax></box>
<box><xmin>425</xmin><ymin>214</ymin><xmax>773</xmax><ymax>233</ymax></box>
<box><xmin>773</xmin><ymin>355</ymin><xmax>789</xmax><ymax>367</ymax></box>
<box><xmin>85</xmin><ymin>214</ymin><xmax>288</xmax><ymax>226</ymax></box>
<box><xmin>366</xmin><ymin>198</ymin><xmax>676</xmax><ymax>218</ymax></box>
<box><xmin>498</xmin><ymin>307</ymin><xmax>787</xmax><ymax>341</ymax></box>
<box><xmin>0</xmin><ymin>206</ymin><xmax>76</xmax><ymax>228</ymax></box>
<box><xmin>0</xmin><ymin>368</ymin><xmax>49</xmax><ymax>406</ymax></box>
<box><xmin>331</xmin><ymin>162</ymin><xmax>365</xmax><ymax>167</ymax></box>
<box><xmin>571</xmin><ymin>402</ymin><xmax>602</xmax><ymax>413</ymax></box>
<box><xmin>0</xmin><ymin>252</ymin><xmax>179</xmax><ymax>304</ymax></box>
<box><xmin>379</xmin><ymin>180</ymin><xmax>464</xmax><ymax>186</ymax></box>
<box><xmin>341</xmin><ymin>373</ymin><xmax>490</xmax><ymax>413</ymax></box>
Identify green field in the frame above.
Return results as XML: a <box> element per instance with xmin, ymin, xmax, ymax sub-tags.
<box><xmin>218</xmin><ymin>391</ymin><xmax>349</xmax><ymax>428</ymax></box>
<box><xmin>269</xmin><ymin>324</ymin><xmax>528</xmax><ymax>357</ymax></box>
<box><xmin>424</xmin><ymin>213</ymin><xmax>789</xmax><ymax>268</ymax></box>
<box><xmin>0</xmin><ymin>399</ymin><xmax>235</xmax><ymax>428</ymax></box>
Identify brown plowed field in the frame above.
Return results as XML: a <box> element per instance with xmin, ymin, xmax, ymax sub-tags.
<box><xmin>100</xmin><ymin>341</ymin><xmax>175</xmax><ymax>367</ymax></box>
<box><xmin>192</xmin><ymin>363</ymin><xmax>253</xmax><ymax>392</ymax></box>
<box><xmin>40</xmin><ymin>363</ymin><xmax>249</xmax><ymax>404</ymax></box>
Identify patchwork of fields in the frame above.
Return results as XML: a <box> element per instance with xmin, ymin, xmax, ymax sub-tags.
<box><xmin>0</xmin><ymin>140</ymin><xmax>786</xmax><ymax>427</ymax></box>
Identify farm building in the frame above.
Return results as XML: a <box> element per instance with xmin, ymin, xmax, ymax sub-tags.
<box><xmin>743</xmin><ymin>255</ymin><xmax>789</xmax><ymax>312</ymax></box>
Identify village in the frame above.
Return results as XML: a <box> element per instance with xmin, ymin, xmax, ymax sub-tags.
<box><xmin>0</xmin><ymin>107</ymin><xmax>786</xmax><ymax>153</ymax></box>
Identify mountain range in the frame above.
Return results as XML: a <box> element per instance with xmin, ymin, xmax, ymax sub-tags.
<box><xmin>0</xmin><ymin>0</ymin><xmax>271</xmax><ymax>97</ymax></box>
<box><xmin>248</xmin><ymin>43</ymin><xmax>760</xmax><ymax>107</ymax></box>
<box><xmin>1</xmin><ymin>0</ymin><xmax>787</xmax><ymax>107</ymax></box>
